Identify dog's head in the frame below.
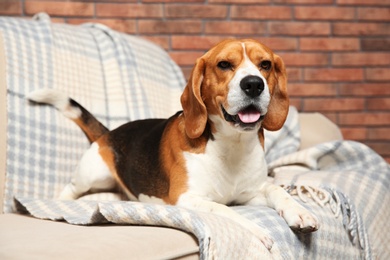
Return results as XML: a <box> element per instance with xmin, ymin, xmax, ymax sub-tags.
<box><xmin>181</xmin><ymin>39</ymin><xmax>289</xmax><ymax>139</ymax></box>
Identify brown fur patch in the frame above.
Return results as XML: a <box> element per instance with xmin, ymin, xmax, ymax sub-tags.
<box><xmin>72</xmin><ymin>118</ymin><xmax>100</xmax><ymax>143</ymax></box>
<box><xmin>160</xmin><ymin>115</ymin><xmax>210</xmax><ymax>204</ymax></box>
<box><xmin>258</xmin><ymin>128</ymin><xmax>265</xmax><ymax>149</ymax></box>
<box><xmin>68</xmin><ymin>99</ymin><xmax>108</xmax><ymax>143</ymax></box>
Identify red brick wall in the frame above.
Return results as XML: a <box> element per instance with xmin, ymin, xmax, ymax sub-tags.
<box><xmin>1</xmin><ymin>0</ymin><xmax>390</xmax><ymax>162</ymax></box>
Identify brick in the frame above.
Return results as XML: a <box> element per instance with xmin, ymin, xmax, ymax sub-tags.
<box><xmin>139</xmin><ymin>20</ymin><xmax>202</xmax><ymax>34</ymax></box>
<box><xmin>286</xmin><ymin>68</ymin><xmax>302</xmax><ymax>82</ymax></box>
<box><xmin>25</xmin><ymin>2</ymin><xmax>94</xmax><ymax>16</ymax></box>
<box><xmin>339</xmin><ymin>83</ymin><xmax>390</xmax><ymax>96</ymax></box>
<box><xmin>51</xmin><ymin>18</ymin><xmax>67</xmax><ymax>23</ymax></box>
<box><xmin>142</xmin><ymin>36</ymin><xmax>170</xmax><ymax>50</ymax></box>
<box><xmin>143</xmin><ymin>0</ymin><xmax>203</xmax><ymax>2</ymax></box>
<box><xmin>171</xmin><ymin>36</ymin><xmax>229</xmax><ymax>50</ymax></box>
<box><xmin>288</xmin><ymin>83</ymin><xmax>337</xmax><ymax>97</ymax></box>
<box><xmin>289</xmin><ymin>98</ymin><xmax>302</xmax><ymax>110</ymax></box>
<box><xmin>341</xmin><ymin>127</ymin><xmax>367</xmax><ymax>140</ymax></box>
<box><xmin>67</xmin><ymin>19</ymin><xmax>137</xmax><ymax>34</ymax></box>
<box><xmin>181</xmin><ymin>66</ymin><xmax>193</xmax><ymax>80</ymax></box>
<box><xmin>304</xmin><ymin>68</ymin><xmax>364</xmax><ymax>82</ymax></box>
<box><xmin>274</xmin><ymin>0</ymin><xmax>333</xmax><ymax>3</ymax></box>
<box><xmin>0</xmin><ymin>2</ymin><xmax>22</xmax><ymax>15</ymax></box>
<box><xmin>321</xmin><ymin>113</ymin><xmax>338</xmax><ymax>124</ymax></box>
<box><xmin>279</xmin><ymin>53</ymin><xmax>329</xmax><ymax>66</ymax></box>
<box><xmin>358</xmin><ymin>8</ymin><xmax>390</xmax><ymax>21</ymax></box>
<box><xmin>205</xmin><ymin>21</ymin><xmax>266</xmax><ymax>35</ymax></box>
<box><xmin>165</xmin><ymin>5</ymin><xmax>227</xmax><ymax>18</ymax></box>
<box><xmin>230</xmin><ymin>6</ymin><xmax>292</xmax><ymax>20</ymax></box>
<box><xmin>94</xmin><ymin>0</ymin><xmax>137</xmax><ymax>2</ymax></box>
<box><xmin>366</xmin><ymin>142</ymin><xmax>390</xmax><ymax>156</ymax></box>
<box><xmin>332</xmin><ymin>52</ymin><xmax>390</xmax><ymax>66</ymax></box>
<box><xmin>255</xmin><ymin>37</ymin><xmax>298</xmax><ymax>51</ymax></box>
<box><xmin>337</xmin><ymin>0</ymin><xmax>390</xmax><ymax>5</ymax></box>
<box><xmin>366</xmin><ymin>68</ymin><xmax>390</xmax><ymax>81</ymax></box>
<box><xmin>172</xmin><ymin>36</ymin><xmax>298</xmax><ymax>51</ymax></box>
<box><xmin>338</xmin><ymin>113</ymin><xmax>390</xmax><ymax>126</ymax></box>
<box><xmin>367</xmin><ymin>98</ymin><xmax>390</xmax><ymax>110</ymax></box>
<box><xmin>96</xmin><ymin>4</ymin><xmax>163</xmax><ymax>18</ymax></box>
<box><xmin>210</xmin><ymin>0</ymin><xmax>269</xmax><ymax>3</ymax></box>
<box><xmin>303</xmin><ymin>98</ymin><xmax>365</xmax><ymax>112</ymax></box>
<box><xmin>362</xmin><ymin>38</ymin><xmax>390</xmax><ymax>51</ymax></box>
<box><xmin>333</xmin><ymin>23</ymin><xmax>390</xmax><ymax>36</ymax></box>
<box><xmin>368</xmin><ymin>128</ymin><xmax>390</xmax><ymax>140</ymax></box>
<box><xmin>300</xmin><ymin>38</ymin><xmax>359</xmax><ymax>51</ymax></box>
<box><xmin>169</xmin><ymin>51</ymin><xmax>204</xmax><ymax>66</ymax></box>
<box><xmin>295</xmin><ymin>7</ymin><xmax>355</xmax><ymax>20</ymax></box>
<box><xmin>269</xmin><ymin>22</ymin><xmax>330</xmax><ymax>36</ymax></box>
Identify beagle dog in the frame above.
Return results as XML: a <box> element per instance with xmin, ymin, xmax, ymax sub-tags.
<box><xmin>28</xmin><ymin>39</ymin><xmax>319</xmax><ymax>250</ymax></box>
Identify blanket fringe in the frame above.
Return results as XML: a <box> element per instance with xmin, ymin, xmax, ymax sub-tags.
<box><xmin>282</xmin><ymin>185</ymin><xmax>372</xmax><ymax>259</ymax></box>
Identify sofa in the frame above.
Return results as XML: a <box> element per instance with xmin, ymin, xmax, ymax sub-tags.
<box><xmin>1</xmin><ymin>14</ymin><xmax>389</xmax><ymax>259</ymax></box>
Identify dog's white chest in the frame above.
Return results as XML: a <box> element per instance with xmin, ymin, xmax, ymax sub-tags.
<box><xmin>183</xmin><ymin>134</ymin><xmax>268</xmax><ymax>205</ymax></box>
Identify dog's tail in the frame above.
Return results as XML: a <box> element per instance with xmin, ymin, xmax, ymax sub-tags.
<box><xmin>27</xmin><ymin>89</ymin><xmax>109</xmax><ymax>143</ymax></box>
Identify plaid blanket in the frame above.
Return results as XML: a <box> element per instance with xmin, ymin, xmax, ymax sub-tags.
<box><xmin>3</xmin><ymin>14</ymin><xmax>390</xmax><ymax>259</ymax></box>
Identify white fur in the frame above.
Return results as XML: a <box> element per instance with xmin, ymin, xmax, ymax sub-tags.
<box><xmin>178</xmin><ymin>123</ymin><xmax>277</xmax><ymax>249</ymax></box>
<box><xmin>138</xmin><ymin>194</ymin><xmax>166</xmax><ymax>205</ymax></box>
<box><xmin>59</xmin><ymin>142</ymin><xmax>116</xmax><ymax>200</ymax></box>
<box><xmin>181</xmin><ymin>127</ymin><xmax>267</xmax><ymax>205</ymax></box>
<box><xmin>28</xmin><ymin>89</ymin><xmax>81</xmax><ymax>119</ymax></box>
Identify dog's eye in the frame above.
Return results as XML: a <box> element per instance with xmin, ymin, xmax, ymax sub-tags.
<box><xmin>217</xmin><ymin>61</ymin><xmax>232</xmax><ymax>70</ymax></box>
<box><xmin>260</xmin><ymin>60</ymin><xmax>272</xmax><ymax>71</ymax></box>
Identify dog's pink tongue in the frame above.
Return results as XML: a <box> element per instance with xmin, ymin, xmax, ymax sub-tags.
<box><xmin>238</xmin><ymin>110</ymin><xmax>261</xmax><ymax>123</ymax></box>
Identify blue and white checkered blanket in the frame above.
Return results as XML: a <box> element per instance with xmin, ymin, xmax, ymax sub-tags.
<box><xmin>2</xmin><ymin>14</ymin><xmax>390</xmax><ymax>260</ymax></box>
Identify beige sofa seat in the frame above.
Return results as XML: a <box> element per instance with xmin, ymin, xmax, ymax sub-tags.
<box><xmin>0</xmin><ymin>214</ymin><xmax>199</xmax><ymax>260</ymax></box>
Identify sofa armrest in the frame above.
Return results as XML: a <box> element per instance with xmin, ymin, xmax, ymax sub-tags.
<box><xmin>298</xmin><ymin>113</ymin><xmax>343</xmax><ymax>150</ymax></box>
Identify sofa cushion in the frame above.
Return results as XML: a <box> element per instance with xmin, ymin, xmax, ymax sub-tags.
<box><xmin>0</xmin><ymin>214</ymin><xmax>199</xmax><ymax>259</ymax></box>
<box><xmin>299</xmin><ymin>113</ymin><xmax>343</xmax><ymax>150</ymax></box>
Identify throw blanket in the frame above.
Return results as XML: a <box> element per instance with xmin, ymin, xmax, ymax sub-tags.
<box><xmin>14</xmin><ymin>107</ymin><xmax>390</xmax><ymax>259</ymax></box>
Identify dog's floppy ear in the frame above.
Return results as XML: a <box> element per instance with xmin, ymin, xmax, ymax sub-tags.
<box><xmin>180</xmin><ymin>58</ymin><xmax>208</xmax><ymax>139</ymax></box>
<box><xmin>262</xmin><ymin>54</ymin><xmax>289</xmax><ymax>131</ymax></box>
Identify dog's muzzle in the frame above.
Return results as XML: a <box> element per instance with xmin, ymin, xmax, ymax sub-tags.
<box><xmin>222</xmin><ymin>75</ymin><xmax>266</xmax><ymax>130</ymax></box>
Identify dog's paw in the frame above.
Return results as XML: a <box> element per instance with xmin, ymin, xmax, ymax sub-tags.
<box><xmin>279</xmin><ymin>206</ymin><xmax>319</xmax><ymax>233</ymax></box>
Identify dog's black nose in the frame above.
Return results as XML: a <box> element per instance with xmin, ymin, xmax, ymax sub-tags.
<box><xmin>240</xmin><ymin>76</ymin><xmax>264</xmax><ymax>98</ymax></box>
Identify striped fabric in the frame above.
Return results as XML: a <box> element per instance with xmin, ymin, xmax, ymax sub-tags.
<box><xmin>3</xmin><ymin>14</ymin><xmax>390</xmax><ymax>259</ymax></box>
